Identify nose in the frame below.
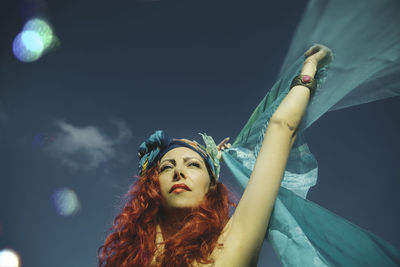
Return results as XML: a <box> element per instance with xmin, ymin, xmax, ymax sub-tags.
<box><xmin>173</xmin><ymin>168</ymin><xmax>186</xmax><ymax>181</ymax></box>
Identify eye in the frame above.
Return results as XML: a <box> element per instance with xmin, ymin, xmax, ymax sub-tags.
<box><xmin>188</xmin><ymin>162</ymin><xmax>200</xmax><ymax>168</ymax></box>
<box><xmin>160</xmin><ymin>165</ymin><xmax>172</xmax><ymax>172</ymax></box>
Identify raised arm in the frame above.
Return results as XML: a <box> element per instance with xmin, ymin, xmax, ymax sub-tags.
<box><xmin>214</xmin><ymin>44</ymin><xmax>331</xmax><ymax>266</ymax></box>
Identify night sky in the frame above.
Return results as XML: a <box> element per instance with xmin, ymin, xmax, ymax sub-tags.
<box><xmin>0</xmin><ymin>0</ymin><xmax>399</xmax><ymax>266</ymax></box>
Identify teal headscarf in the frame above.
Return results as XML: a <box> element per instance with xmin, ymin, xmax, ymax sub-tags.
<box><xmin>138</xmin><ymin>130</ymin><xmax>221</xmax><ymax>180</ymax></box>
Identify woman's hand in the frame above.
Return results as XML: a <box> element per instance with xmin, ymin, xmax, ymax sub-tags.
<box><xmin>217</xmin><ymin>137</ymin><xmax>231</xmax><ymax>161</ymax></box>
<box><xmin>304</xmin><ymin>44</ymin><xmax>332</xmax><ymax>70</ymax></box>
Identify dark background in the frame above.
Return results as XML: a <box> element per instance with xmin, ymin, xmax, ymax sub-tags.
<box><xmin>0</xmin><ymin>0</ymin><xmax>399</xmax><ymax>266</ymax></box>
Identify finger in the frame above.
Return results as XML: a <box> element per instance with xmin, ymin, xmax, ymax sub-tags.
<box><xmin>313</xmin><ymin>48</ymin><xmax>330</xmax><ymax>62</ymax></box>
<box><xmin>222</xmin><ymin>137</ymin><xmax>230</xmax><ymax>143</ymax></box>
<box><xmin>304</xmin><ymin>44</ymin><xmax>321</xmax><ymax>57</ymax></box>
<box><xmin>311</xmin><ymin>46</ymin><xmax>320</xmax><ymax>54</ymax></box>
<box><xmin>217</xmin><ymin>137</ymin><xmax>230</xmax><ymax>148</ymax></box>
<box><xmin>304</xmin><ymin>45</ymin><xmax>316</xmax><ymax>57</ymax></box>
<box><xmin>310</xmin><ymin>48</ymin><xmax>330</xmax><ymax>61</ymax></box>
<box><xmin>221</xmin><ymin>143</ymin><xmax>232</xmax><ymax>151</ymax></box>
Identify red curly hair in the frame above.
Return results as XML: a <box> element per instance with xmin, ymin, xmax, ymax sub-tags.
<box><xmin>98</xmin><ymin>164</ymin><xmax>237</xmax><ymax>267</ymax></box>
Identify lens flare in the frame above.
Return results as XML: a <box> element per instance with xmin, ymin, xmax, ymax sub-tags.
<box><xmin>52</xmin><ymin>188</ymin><xmax>81</xmax><ymax>216</ymax></box>
<box><xmin>23</xmin><ymin>18</ymin><xmax>54</xmax><ymax>49</ymax></box>
<box><xmin>12</xmin><ymin>31</ymin><xmax>43</xmax><ymax>62</ymax></box>
<box><xmin>12</xmin><ymin>17</ymin><xmax>57</xmax><ymax>63</ymax></box>
<box><xmin>21</xmin><ymin>30</ymin><xmax>44</xmax><ymax>52</ymax></box>
<box><xmin>0</xmin><ymin>249</ymin><xmax>21</xmax><ymax>267</ymax></box>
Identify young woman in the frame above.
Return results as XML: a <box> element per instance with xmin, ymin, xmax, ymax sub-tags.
<box><xmin>98</xmin><ymin>44</ymin><xmax>331</xmax><ymax>267</ymax></box>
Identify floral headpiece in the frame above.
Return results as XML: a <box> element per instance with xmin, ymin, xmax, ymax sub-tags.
<box><xmin>138</xmin><ymin>130</ymin><xmax>220</xmax><ymax>180</ymax></box>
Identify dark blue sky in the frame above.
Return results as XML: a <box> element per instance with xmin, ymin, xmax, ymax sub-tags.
<box><xmin>0</xmin><ymin>0</ymin><xmax>399</xmax><ymax>266</ymax></box>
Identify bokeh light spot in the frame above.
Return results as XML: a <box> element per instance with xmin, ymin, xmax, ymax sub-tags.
<box><xmin>52</xmin><ymin>188</ymin><xmax>81</xmax><ymax>216</ymax></box>
<box><xmin>12</xmin><ymin>32</ymin><xmax>43</xmax><ymax>62</ymax></box>
<box><xmin>0</xmin><ymin>249</ymin><xmax>21</xmax><ymax>267</ymax></box>
<box><xmin>12</xmin><ymin>17</ymin><xmax>57</xmax><ymax>63</ymax></box>
<box><xmin>21</xmin><ymin>31</ymin><xmax>44</xmax><ymax>52</ymax></box>
<box><xmin>23</xmin><ymin>18</ymin><xmax>54</xmax><ymax>49</ymax></box>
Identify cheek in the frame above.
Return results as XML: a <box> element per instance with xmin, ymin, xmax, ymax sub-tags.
<box><xmin>196</xmin><ymin>174</ymin><xmax>210</xmax><ymax>194</ymax></box>
<box><xmin>159</xmin><ymin>178</ymin><xmax>170</xmax><ymax>193</ymax></box>
<box><xmin>157</xmin><ymin>176</ymin><xmax>169</xmax><ymax>195</ymax></box>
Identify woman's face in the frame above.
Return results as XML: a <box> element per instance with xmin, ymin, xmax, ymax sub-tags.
<box><xmin>158</xmin><ymin>147</ymin><xmax>212</xmax><ymax>209</ymax></box>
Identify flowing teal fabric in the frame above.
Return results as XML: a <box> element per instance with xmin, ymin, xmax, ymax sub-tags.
<box><xmin>221</xmin><ymin>0</ymin><xmax>400</xmax><ymax>266</ymax></box>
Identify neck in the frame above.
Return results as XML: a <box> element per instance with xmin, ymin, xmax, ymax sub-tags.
<box><xmin>158</xmin><ymin>207</ymin><xmax>192</xmax><ymax>240</ymax></box>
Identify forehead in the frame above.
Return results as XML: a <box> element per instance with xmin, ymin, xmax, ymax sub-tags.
<box><xmin>160</xmin><ymin>147</ymin><xmax>202</xmax><ymax>161</ymax></box>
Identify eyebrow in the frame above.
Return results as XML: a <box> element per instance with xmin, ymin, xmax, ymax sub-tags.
<box><xmin>159</xmin><ymin>157</ymin><xmax>202</xmax><ymax>166</ymax></box>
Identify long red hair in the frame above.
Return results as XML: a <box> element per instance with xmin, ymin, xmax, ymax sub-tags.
<box><xmin>98</xmin><ymin>164</ymin><xmax>237</xmax><ymax>266</ymax></box>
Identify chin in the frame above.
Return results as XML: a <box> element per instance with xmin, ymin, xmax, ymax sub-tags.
<box><xmin>164</xmin><ymin>199</ymin><xmax>202</xmax><ymax>209</ymax></box>
<box><xmin>168</xmin><ymin>201</ymin><xmax>197</xmax><ymax>209</ymax></box>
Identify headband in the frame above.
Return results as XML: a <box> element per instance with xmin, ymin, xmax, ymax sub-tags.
<box><xmin>138</xmin><ymin>130</ymin><xmax>220</xmax><ymax>181</ymax></box>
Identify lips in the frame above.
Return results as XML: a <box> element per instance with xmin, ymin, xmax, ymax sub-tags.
<box><xmin>169</xmin><ymin>183</ymin><xmax>191</xmax><ymax>193</ymax></box>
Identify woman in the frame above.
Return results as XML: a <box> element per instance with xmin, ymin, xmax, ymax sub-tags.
<box><xmin>97</xmin><ymin>44</ymin><xmax>331</xmax><ymax>266</ymax></box>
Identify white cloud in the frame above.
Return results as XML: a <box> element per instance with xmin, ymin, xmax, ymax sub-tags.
<box><xmin>45</xmin><ymin>118</ymin><xmax>133</xmax><ymax>171</ymax></box>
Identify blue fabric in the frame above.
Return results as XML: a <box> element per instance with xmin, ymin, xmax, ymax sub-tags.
<box><xmin>279</xmin><ymin>0</ymin><xmax>400</xmax><ymax>132</ymax></box>
<box><xmin>221</xmin><ymin>0</ymin><xmax>400</xmax><ymax>265</ymax></box>
<box><xmin>138</xmin><ymin>130</ymin><xmax>172</xmax><ymax>175</ymax></box>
